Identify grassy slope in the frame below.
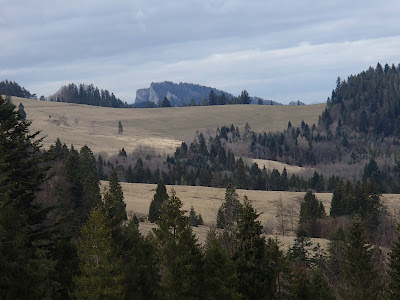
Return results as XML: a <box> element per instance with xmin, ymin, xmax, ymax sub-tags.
<box><xmin>12</xmin><ymin>97</ymin><xmax>326</xmax><ymax>156</ymax></box>
<box><xmin>102</xmin><ymin>181</ymin><xmax>400</xmax><ymax>246</ymax></box>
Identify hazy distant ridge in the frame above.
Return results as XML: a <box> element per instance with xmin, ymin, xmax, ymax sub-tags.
<box><xmin>135</xmin><ymin>81</ymin><xmax>282</xmax><ymax>106</ymax></box>
<box><xmin>135</xmin><ymin>81</ymin><xmax>233</xmax><ymax>106</ymax></box>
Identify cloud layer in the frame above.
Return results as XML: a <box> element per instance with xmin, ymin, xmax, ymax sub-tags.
<box><xmin>1</xmin><ymin>0</ymin><xmax>400</xmax><ymax>103</ymax></box>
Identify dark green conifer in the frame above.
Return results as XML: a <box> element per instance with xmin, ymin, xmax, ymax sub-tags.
<box><xmin>297</xmin><ymin>191</ymin><xmax>325</xmax><ymax>237</ymax></box>
<box><xmin>121</xmin><ymin>219</ymin><xmax>160</xmax><ymax>299</ymax></box>
<box><xmin>387</xmin><ymin>224</ymin><xmax>400</xmax><ymax>299</ymax></box>
<box><xmin>217</xmin><ymin>184</ymin><xmax>241</xmax><ymax>256</ymax></box>
<box><xmin>73</xmin><ymin>207</ymin><xmax>124</xmax><ymax>299</ymax></box>
<box><xmin>234</xmin><ymin>196</ymin><xmax>276</xmax><ymax>299</ymax></box>
<box><xmin>339</xmin><ymin>216</ymin><xmax>382</xmax><ymax>299</ymax></box>
<box><xmin>153</xmin><ymin>189</ymin><xmax>203</xmax><ymax>299</ymax></box>
<box><xmin>0</xmin><ymin>95</ymin><xmax>55</xmax><ymax>298</ymax></box>
<box><xmin>204</xmin><ymin>237</ymin><xmax>242</xmax><ymax>300</ymax></box>
<box><xmin>148</xmin><ymin>180</ymin><xmax>169</xmax><ymax>222</ymax></box>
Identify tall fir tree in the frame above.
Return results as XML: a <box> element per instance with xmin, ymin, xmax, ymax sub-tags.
<box><xmin>104</xmin><ymin>169</ymin><xmax>127</xmax><ymax>240</ymax></box>
<box><xmin>79</xmin><ymin>146</ymin><xmax>101</xmax><ymax>220</ymax></box>
<box><xmin>120</xmin><ymin>219</ymin><xmax>160</xmax><ymax>299</ymax></box>
<box><xmin>217</xmin><ymin>184</ymin><xmax>242</xmax><ymax>256</ymax></box>
<box><xmin>153</xmin><ymin>189</ymin><xmax>204</xmax><ymax>299</ymax></box>
<box><xmin>0</xmin><ymin>95</ymin><xmax>56</xmax><ymax>298</ymax></box>
<box><xmin>234</xmin><ymin>196</ymin><xmax>276</xmax><ymax>299</ymax></box>
<box><xmin>387</xmin><ymin>224</ymin><xmax>400</xmax><ymax>299</ymax></box>
<box><xmin>148</xmin><ymin>180</ymin><xmax>169</xmax><ymax>222</ymax></box>
<box><xmin>297</xmin><ymin>191</ymin><xmax>325</xmax><ymax>237</ymax></box>
<box><xmin>203</xmin><ymin>237</ymin><xmax>242</xmax><ymax>300</ymax></box>
<box><xmin>73</xmin><ymin>207</ymin><xmax>124</xmax><ymax>299</ymax></box>
<box><xmin>339</xmin><ymin>216</ymin><xmax>382</xmax><ymax>299</ymax></box>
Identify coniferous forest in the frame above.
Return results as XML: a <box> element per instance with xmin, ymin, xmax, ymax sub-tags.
<box><xmin>3</xmin><ymin>64</ymin><xmax>400</xmax><ymax>299</ymax></box>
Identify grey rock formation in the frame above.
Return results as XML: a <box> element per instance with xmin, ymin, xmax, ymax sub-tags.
<box><xmin>135</xmin><ymin>81</ymin><xmax>283</xmax><ymax>107</ymax></box>
<box><xmin>135</xmin><ymin>81</ymin><xmax>233</xmax><ymax>106</ymax></box>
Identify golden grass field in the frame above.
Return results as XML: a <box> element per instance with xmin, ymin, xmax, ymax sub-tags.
<box><xmin>10</xmin><ymin>97</ymin><xmax>400</xmax><ymax>248</ymax></box>
<box><xmin>100</xmin><ymin>181</ymin><xmax>400</xmax><ymax>248</ymax></box>
<box><xmin>12</xmin><ymin>97</ymin><xmax>326</xmax><ymax>157</ymax></box>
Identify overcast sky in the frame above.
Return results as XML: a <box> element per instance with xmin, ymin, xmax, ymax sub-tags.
<box><xmin>1</xmin><ymin>0</ymin><xmax>400</xmax><ymax>104</ymax></box>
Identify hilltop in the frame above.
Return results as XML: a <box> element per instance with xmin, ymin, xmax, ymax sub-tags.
<box><xmin>12</xmin><ymin>96</ymin><xmax>325</xmax><ymax>155</ymax></box>
<box><xmin>135</xmin><ymin>81</ymin><xmax>281</xmax><ymax>107</ymax></box>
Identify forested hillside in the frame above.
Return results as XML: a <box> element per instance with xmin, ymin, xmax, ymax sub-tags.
<box><xmin>0</xmin><ymin>80</ymin><xmax>34</xmax><ymax>99</ymax></box>
<box><xmin>2</xmin><ymin>93</ymin><xmax>400</xmax><ymax>299</ymax></box>
<box><xmin>49</xmin><ymin>83</ymin><xmax>132</xmax><ymax>108</ymax></box>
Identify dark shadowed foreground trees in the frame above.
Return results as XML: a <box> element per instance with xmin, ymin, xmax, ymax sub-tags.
<box><xmin>153</xmin><ymin>189</ymin><xmax>203</xmax><ymax>299</ymax></box>
<box><xmin>73</xmin><ymin>207</ymin><xmax>124</xmax><ymax>299</ymax></box>
<box><xmin>0</xmin><ymin>95</ymin><xmax>54</xmax><ymax>298</ymax></box>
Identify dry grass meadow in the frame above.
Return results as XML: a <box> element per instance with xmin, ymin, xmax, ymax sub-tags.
<box><xmin>13</xmin><ymin>97</ymin><xmax>326</xmax><ymax>157</ymax></box>
<box><xmin>11</xmin><ymin>97</ymin><xmax>400</xmax><ymax>248</ymax></box>
<box><xmin>101</xmin><ymin>181</ymin><xmax>334</xmax><ymax>246</ymax></box>
<box><xmin>101</xmin><ymin>181</ymin><xmax>400</xmax><ymax>247</ymax></box>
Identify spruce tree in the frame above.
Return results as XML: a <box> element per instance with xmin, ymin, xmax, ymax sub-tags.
<box><xmin>330</xmin><ymin>181</ymin><xmax>345</xmax><ymax>217</ymax></box>
<box><xmin>148</xmin><ymin>180</ymin><xmax>168</xmax><ymax>222</ymax></box>
<box><xmin>153</xmin><ymin>189</ymin><xmax>204</xmax><ymax>299</ymax></box>
<box><xmin>297</xmin><ymin>191</ymin><xmax>325</xmax><ymax>237</ymax></box>
<box><xmin>0</xmin><ymin>95</ymin><xmax>55</xmax><ymax>298</ymax></box>
<box><xmin>105</xmin><ymin>169</ymin><xmax>127</xmax><ymax>228</ymax></box>
<box><xmin>339</xmin><ymin>216</ymin><xmax>382</xmax><ymax>299</ymax></box>
<box><xmin>387</xmin><ymin>224</ymin><xmax>400</xmax><ymax>299</ymax></box>
<box><xmin>234</xmin><ymin>196</ymin><xmax>276</xmax><ymax>299</ymax></box>
<box><xmin>203</xmin><ymin>237</ymin><xmax>242</xmax><ymax>300</ymax></box>
<box><xmin>79</xmin><ymin>146</ymin><xmax>102</xmax><ymax>220</ymax></box>
<box><xmin>217</xmin><ymin>184</ymin><xmax>241</xmax><ymax>256</ymax></box>
<box><xmin>73</xmin><ymin>207</ymin><xmax>124</xmax><ymax>299</ymax></box>
<box><xmin>121</xmin><ymin>219</ymin><xmax>160</xmax><ymax>299</ymax></box>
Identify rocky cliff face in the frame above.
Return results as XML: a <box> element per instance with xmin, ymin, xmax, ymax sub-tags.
<box><xmin>135</xmin><ymin>81</ymin><xmax>233</xmax><ymax>106</ymax></box>
<box><xmin>135</xmin><ymin>81</ymin><xmax>284</xmax><ymax>107</ymax></box>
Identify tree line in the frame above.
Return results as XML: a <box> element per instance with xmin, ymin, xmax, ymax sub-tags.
<box><xmin>4</xmin><ymin>94</ymin><xmax>400</xmax><ymax>299</ymax></box>
<box><xmin>49</xmin><ymin>83</ymin><xmax>132</xmax><ymax>108</ymax></box>
<box><xmin>0</xmin><ymin>79</ymin><xmax>35</xmax><ymax>99</ymax></box>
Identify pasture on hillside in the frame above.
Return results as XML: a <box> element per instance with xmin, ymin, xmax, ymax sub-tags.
<box><xmin>13</xmin><ymin>97</ymin><xmax>326</xmax><ymax>156</ymax></box>
<box><xmin>102</xmin><ymin>181</ymin><xmax>400</xmax><ymax>247</ymax></box>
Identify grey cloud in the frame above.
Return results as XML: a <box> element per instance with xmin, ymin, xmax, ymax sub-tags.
<box><xmin>2</xmin><ymin>0</ymin><xmax>400</xmax><ymax>104</ymax></box>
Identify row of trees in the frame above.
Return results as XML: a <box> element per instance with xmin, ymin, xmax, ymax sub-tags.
<box><xmin>0</xmin><ymin>79</ymin><xmax>34</xmax><ymax>98</ymax></box>
<box><xmin>50</xmin><ymin>83</ymin><xmax>131</xmax><ymax>108</ymax></box>
<box><xmin>4</xmin><ymin>94</ymin><xmax>400</xmax><ymax>298</ymax></box>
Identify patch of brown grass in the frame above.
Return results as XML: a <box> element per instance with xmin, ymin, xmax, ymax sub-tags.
<box><xmin>13</xmin><ymin>97</ymin><xmax>325</xmax><ymax>155</ymax></box>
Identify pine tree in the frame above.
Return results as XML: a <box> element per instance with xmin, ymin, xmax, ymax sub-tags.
<box><xmin>297</xmin><ymin>191</ymin><xmax>325</xmax><ymax>237</ymax></box>
<box><xmin>235</xmin><ymin>157</ymin><xmax>248</xmax><ymax>189</ymax></box>
<box><xmin>153</xmin><ymin>189</ymin><xmax>204</xmax><ymax>299</ymax></box>
<box><xmin>0</xmin><ymin>95</ymin><xmax>55</xmax><ymax>298</ymax></box>
<box><xmin>118</xmin><ymin>120</ymin><xmax>123</xmax><ymax>134</ymax></box>
<box><xmin>121</xmin><ymin>219</ymin><xmax>160</xmax><ymax>299</ymax></box>
<box><xmin>106</xmin><ymin>169</ymin><xmax>127</xmax><ymax>226</ymax></box>
<box><xmin>73</xmin><ymin>207</ymin><xmax>124</xmax><ymax>299</ymax></box>
<box><xmin>217</xmin><ymin>184</ymin><xmax>241</xmax><ymax>256</ymax></box>
<box><xmin>148</xmin><ymin>180</ymin><xmax>169</xmax><ymax>222</ymax></box>
<box><xmin>309</xmin><ymin>270</ymin><xmax>335</xmax><ymax>300</ymax></box>
<box><xmin>339</xmin><ymin>216</ymin><xmax>382</xmax><ymax>299</ymax></box>
<box><xmin>387</xmin><ymin>224</ymin><xmax>400</xmax><ymax>299</ymax></box>
<box><xmin>330</xmin><ymin>181</ymin><xmax>345</xmax><ymax>217</ymax></box>
<box><xmin>79</xmin><ymin>146</ymin><xmax>102</xmax><ymax>220</ymax></box>
<box><xmin>234</xmin><ymin>196</ymin><xmax>276</xmax><ymax>299</ymax></box>
<box><xmin>18</xmin><ymin>102</ymin><xmax>26</xmax><ymax>120</ymax></box>
<box><xmin>203</xmin><ymin>237</ymin><xmax>242</xmax><ymax>300</ymax></box>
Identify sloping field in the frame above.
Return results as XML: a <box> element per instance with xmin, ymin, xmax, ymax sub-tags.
<box><xmin>102</xmin><ymin>181</ymin><xmax>400</xmax><ymax>246</ymax></box>
<box><xmin>101</xmin><ymin>181</ymin><xmax>333</xmax><ymax>245</ymax></box>
<box><xmin>243</xmin><ymin>157</ymin><xmax>316</xmax><ymax>175</ymax></box>
<box><xmin>12</xmin><ymin>97</ymin><xmax>326</xmax><ymax>156</ymax></box>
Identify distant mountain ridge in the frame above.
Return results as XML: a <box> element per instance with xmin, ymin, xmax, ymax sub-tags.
<box><xmin>135</xmin><ymin>81</ymin><xmax>233</xmax><ymax>106</ymax></box>
<box><xmin>135</xmin><ymin>81</ymin><xmax>282</xmax><ymax>106</ymax></box>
